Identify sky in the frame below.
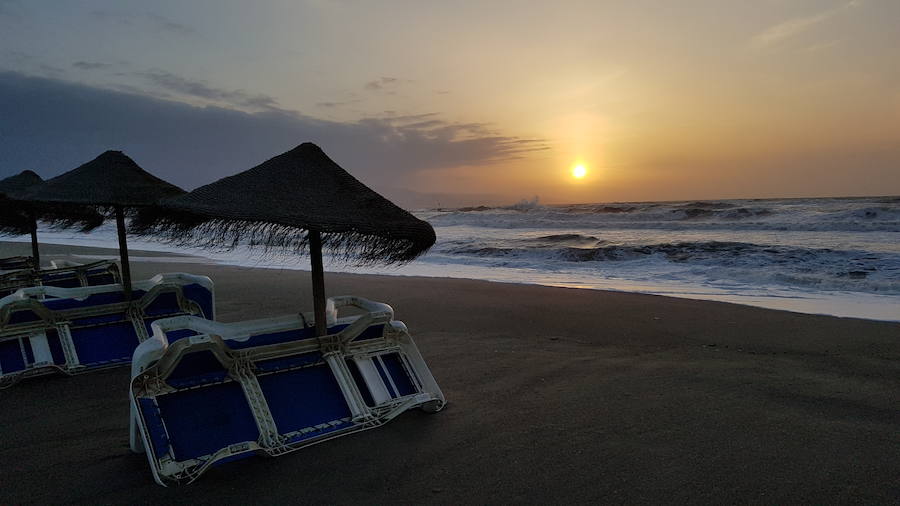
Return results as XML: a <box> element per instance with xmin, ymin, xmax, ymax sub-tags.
<box><xmin>1</xmin><ymin>0</ymin><xmax>899</xmax><ymax>207</ymax></box>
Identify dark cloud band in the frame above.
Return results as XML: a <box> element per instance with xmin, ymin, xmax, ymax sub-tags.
<box><xmin>0</xmin><ymin>71</ymin><xmax>547</xmax><ymax>199</ymax></box>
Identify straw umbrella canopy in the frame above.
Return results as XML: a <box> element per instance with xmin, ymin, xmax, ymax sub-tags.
<box><xmin>0</xmin><ymin>170</ymin><xmax>43</xmax><ymax>197</ymax></box>
<box><xmin>0</xmin><ymin>171</ymin><xmax>44</xmax><ymax>234</ymax></box>
<box><xmin>0</xmin><ymin>171</ymin><xmax>44</xmax><ymax>266</ymax></box>
<box><xmin>0</xmin><ymin>170</ymin><xmax>104</xmax><ymax>268</ymax></box>
<box><xmin>133</xmin><ymin>142</ymin><xmax>436</xmax><ymax>335</ymax></box>
<box><xmin>21</xmin><ymin>151</ymin><xmax>185</xmax><ymax>297</ymax></box>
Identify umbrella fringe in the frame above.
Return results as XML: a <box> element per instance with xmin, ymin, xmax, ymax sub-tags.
<box><xmin>126</xmin><ymin>144</ymin><xmax>437</xmax><ymax>265</ymax></box>
<box><xmin>0</xmin><ymin>201</ymin><xmax>105</xmax><ymax>235</ymax></box>
<box><xmin>41</xmin><ymin>205</ymin><xmax>106</xmax><ymax>232</ymax></box>
<box><xmin>131</xmin><ymin>210</ymin><xmax>433</xmax><ymax>265</ymax></box>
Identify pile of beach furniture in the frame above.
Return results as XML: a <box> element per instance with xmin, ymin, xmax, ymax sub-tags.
<box><xmin>0</xmin><ymin>144</ymin><xmax>444</xmax><ymax>485</ymax></box>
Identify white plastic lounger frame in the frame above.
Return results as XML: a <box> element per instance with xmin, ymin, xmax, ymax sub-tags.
<box><xmin>0</xmin><ymin>256</ymin><xmax>34</xmax><ymax>272</ymax></box>
<box><xmin>130</xmin><ymin>296</ymin><xmax>444</xmax><ymax>486</ymax></box>
<box><xmin>0</xmin><ymin>259</ymin><xmax>121</xmax><ymax>297</ymax></box>
<box><xmin>0</xmin><ymin>273</ymin><xmax>214</xmax><ymax>387</ymax></box>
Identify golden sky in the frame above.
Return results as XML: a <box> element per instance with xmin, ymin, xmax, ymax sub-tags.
<box><xmin>1</xmin><ymin>0</ymin><xmax>898</xmax><ymax>205</ymax></box>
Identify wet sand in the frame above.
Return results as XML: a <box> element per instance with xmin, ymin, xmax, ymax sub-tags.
<box><xmin>1</xmin><ymin>242</ymin><xmax>898</xmax><ymax>504</ymax></box>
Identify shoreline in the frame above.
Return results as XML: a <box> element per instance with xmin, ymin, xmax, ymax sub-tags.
<box><xmin>2</xmin><ymin>239</ymin><xmax>897</xmax><ymax>323</ymax></box>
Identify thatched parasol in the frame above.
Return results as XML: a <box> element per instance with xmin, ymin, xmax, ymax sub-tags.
<box><xmin>21</xmin><ymin>151</ymin><xmax>185</xmax><ymax>297</ymax></box>
<box><xmin>133</xmin><ymin>142</ymin><xmax>436</xmax><ymax>335</ymax></box>
<box><xmin>0</xmin><ymin>171</ymin><xmax>44</xmax><ymax>265</ymax></box>
<box><xmin>0</xmin><ymin>178</ymin><xmax>105</xmax><ymax>268</ymax></box>
<box><xmin>0</xmin><ymin>170</ymin><xmax>43</xmax><ymax>196</ymax></box>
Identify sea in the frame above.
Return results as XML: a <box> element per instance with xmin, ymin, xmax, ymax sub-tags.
<box><xmin>12</xmin><ymin>195</ymin><xmax>900</xmax><ymax>322</ymax></box>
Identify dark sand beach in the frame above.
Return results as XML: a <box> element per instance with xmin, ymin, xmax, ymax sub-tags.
<box><xmin>1</xmin><ymin>242</ymin><xmax>898</xmax><ymax>504</ymax></box>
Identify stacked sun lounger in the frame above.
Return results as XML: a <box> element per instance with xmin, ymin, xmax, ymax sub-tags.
<box><xmin>0</xmin><ymin>259</ymin><xmax>121</xmax><ymax>297</ymax></box>
<box><xmin>0</xmin><ymin>256</ymin><xmax>35</xmax><ymax>272</ymax></box>
<box><xmin>129</xmin><ymin>295</ymin><xmax>444</xmax><ymax>485</ymax></box>
<box><xmin>0</xmin><ymin>273</ymin><xmax>214</xmax><ymax>387</ymax></box>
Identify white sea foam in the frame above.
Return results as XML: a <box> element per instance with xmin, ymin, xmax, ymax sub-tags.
<box><xmin>426</xmin><ymin>196</ymin><xmax>900</xmax><ymax>233</ymax></box>
<box><xmin>8</xmin><ymin>196</ymin><xmax>899</xmax><ymax>321</ymax></box>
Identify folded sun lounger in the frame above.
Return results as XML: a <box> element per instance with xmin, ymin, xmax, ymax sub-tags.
<box><xmin>44</xmin><ymin>259</ymin><xmax>121</xmax><ymax>288</ymax></box>
<box><xmin>0</xmin><ymin>260</ymin><xmax>121</xmax><ymax>297</ymax></box>
<box><xmin>0</xmin><ymin>256</ymin><xmax>35</xmax><ymax>272</ymax></box>
<box><xmin>0</xmin><ymin>273</ymin><xmax>214</xmax><ymax>387</ymax></box>
<box><xmin>129</xmin><ymin>296</ymin><xmax>444</xmax><ymax>486</ymax></box>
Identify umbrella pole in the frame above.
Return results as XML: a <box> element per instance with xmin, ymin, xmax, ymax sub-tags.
<box><xmin>308</xmin><ymin>230</ymin><xmax>327</xmax><ymax>337</ymax></box>
<box><xmin>114</xmin><ymin>205</ymin><xmax>133</xmax><ymax>300</ymax></box>
<box><xmin>28</xmin><ymin>210</ymin><xmax>40</xmax><ymax>269</ymax></box>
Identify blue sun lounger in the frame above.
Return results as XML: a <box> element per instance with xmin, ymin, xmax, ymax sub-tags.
<box><xmin>0</xmin><ymin>256</ymin><xmax>34</xmax><ymax>272</ymax></box>
<box><xmin>0</xmin><ymin>273</ymin><xmax>214</xmax><ymax>387</ymax></box>
<box><xmin>0</xmin><ymin>260</ymin><xmax>121</xmax><ymax>297</ymax></box>
<box><xmin>41</xmin><ymin>259</ymin><xmax>121</xmax><ymax>288</ymax></box>
<box><xmin>129</xmin><ymin>296</ymin><xmax>444</xmax><ymax>486</ymax></box>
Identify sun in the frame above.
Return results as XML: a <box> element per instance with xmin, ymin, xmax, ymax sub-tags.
<box><xmin>572</xmin><ymin>164</ymin><xmax>587</xmax><ymax>179</ymax></box>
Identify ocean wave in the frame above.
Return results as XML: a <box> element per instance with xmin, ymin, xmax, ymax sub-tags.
<box><xmin>503</xmin><ymin>196</ymin><xmax>544</xmax><ymax>211</ymax></box>
<box><xmin>522</xmin><ymin>234</ymin><xmax>600</xmax><ymax>247</ymax></box>
<box><xmin>20</xmin><ymin>216</ymin><xmax>900</xmax><ymax>307</ymax></box>
<box><xmin>436</xmin><ymin>239</ymin><xmax>900</xmax><ymax>294</ymax></box>
<box><xmin>565</xmin><ymin>205</ymin><xmax>638</xmax><ymax>214</ymax></box>
<box><xmin>679</xmin><ymin>201</ymin><xmax>737</xmax><ymax>209</ymax></box>
<box><xmin>443</xmin><ymin>239</ymin><xmax>887</xmax><ymax>264</ymax></box>
<box><xmin>426</xmin><ymin>196</ymin><xmax>900</xmax><ymax>232</ymax></box>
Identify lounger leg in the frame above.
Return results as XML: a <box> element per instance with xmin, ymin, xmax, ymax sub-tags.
<box><xmin>128</xmin><ymin>305</ymin><xmax>150</xmax><ymax>343</ymax></box>
<box><xmin>55</xmin><ymin>323</ymin><xmax>81</xmax><ymax>371</ymax></box>
<box><xmin>232</xmin><ymin>360</ymin><xmax>284</xmax><ymax>448</ymax></box>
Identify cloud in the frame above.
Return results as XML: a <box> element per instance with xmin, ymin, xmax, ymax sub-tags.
<box><xmin>404</xmin><ymin>119</ymin><xmax>445</xmax><ymax>129</ymax></box>
<box><xmin>37</xmin><ymin>64</ymin><xmax>65</xmax><ymax>77</ymax></box>
<box><xmin>72</xmin><ymin>61</ymin><xmax>114</xmax><ymax>70</ymax></box>
<box><xmin>364</xmin><ymin>76</ymin><xmax>402</xmax><ymax>91</ymax></box>
<box><xmin>133</xmin><ymin>69</ymin><xmax>279</xmax><ymax>110</ymax></box>
<box><xmin>143</xmin><ymin>13</ymin><xmax>193</xmax><ymax>36</ymax></box>
<box><xmin>382</xmin><ymin>112</ymin><xmax>440</xmax><ymax>122</ymax></box>
<box><xmin>89</xmin><ymin>10</ymin><xmax>193</xmax><ymax>35</ymax></box>
<box><xmin>751</xmin><ymin>1</ymin><xmax>860</xmax><ymax>49</ymax></box>
<box><xmin>316</xmin><ymin>99</ymin><xmax>361</xmax><ymax>108</ymax></box>
<box><xmin>0</xmin><ymin>71</ymin><xmax>548</xmax><ymax>196</ymax></box>
<box><xmin>4</xmin><ymin>50</ymin><xmax>30</xmax><ymax>63</ymax></box>
<box><xmin>89</xmin><ymin>10</ymin><xmax>133</xmax><ymax>25</ymax></box>
<box><xmin>801</xmin><ymin>39</ymin><xmax>841</xmax><ymax>53</ymax></box>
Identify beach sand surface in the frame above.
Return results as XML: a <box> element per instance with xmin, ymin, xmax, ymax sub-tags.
<box><xmin>0</xmin><ymin>242</ymin><xmax>898</xmax><ymax>504</ymax></box>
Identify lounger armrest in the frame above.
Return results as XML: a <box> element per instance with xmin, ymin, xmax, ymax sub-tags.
<box><xmin>131</xmin><ymin>337</ymin><xmax>168</xmax><ymax>376</ymax></box>
<box><xmin>327</xmin><ymin>296</ymin><xmax>394</xmax><ymax>320</ymax></box>
<box><xmin>50</xmin><ymin>259</ymin><xmax>80</xmax><ymax>269</ymax></box>
<box><xmin>326</xmin><ymin>297</ymin><xmax>394</xmax><ymax>345</ymax></box>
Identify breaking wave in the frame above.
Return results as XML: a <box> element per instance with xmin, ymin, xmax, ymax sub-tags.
<box><xmin>418</xmin><ymin>196</ymin><xmax>900</xmax><ymax>298</ymax></box>
<box><xmin>426</xmin><ymin>196</ymin><xmax>900</xmax><ymax>232</ymax></box>
<box><xmin>436</xmin><ymin>240</ymin><xmax>900</xmax><ymax>294</ymax></box>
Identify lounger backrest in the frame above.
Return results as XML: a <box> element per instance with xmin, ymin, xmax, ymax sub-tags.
<box><xmin>130</xmin><ymin>296</ymin><xmax>444</xmax><ymax>486</ymax></box>
<box><xmin>0</xmin><ymin>260</ymin><xmax>121</xmax><ymax>297</ymax></box>
<box><xmin>38</xmin><ymin>260</ymin><xmax>122</xmax><ymax>288</ymax></box>
<box><xmin>0</xmin><ymin>256</ymin><xmax>34</xmax><ymax>272</ymax></box>
<box><xmin>0</xmin><ymin>274</ymin><xmax>214</xmax><ymax>383</ymax></box>
<box><xmin>0</xmin><ymin>271</ymin><xmax>35</xmax><ymax>298</ymax></box>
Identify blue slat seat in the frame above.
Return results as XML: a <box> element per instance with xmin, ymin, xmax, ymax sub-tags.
<box><xmin>130</xmin><ymin>296</ymin><xmax>444</xmax><ymax>486</ymax></box>
<box><xmin>1</xmin><ymin>260</ymin><xmax>122</xmax><ymax>297</ymax></box>
<box><xmin>0</xmin><ymin>273</ymin><xmax>215</xmax><ymax>386</ymax></box>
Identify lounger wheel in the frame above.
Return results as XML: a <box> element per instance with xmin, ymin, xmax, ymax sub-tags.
<box><xmin>420</xmin><ymin>399</ymin><xmax>445</xmax><ymax>413</ymax></box>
